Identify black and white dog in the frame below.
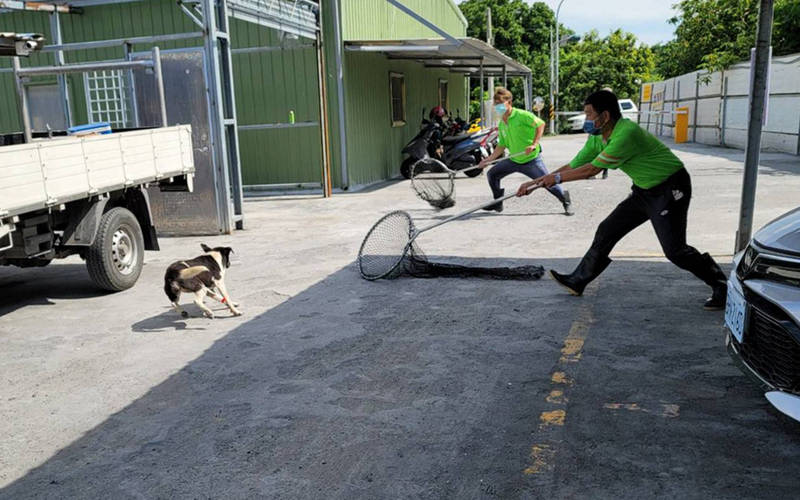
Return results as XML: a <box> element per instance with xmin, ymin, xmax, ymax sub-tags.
<box><xmin>164</xmin><ymin>243</ymin><xmax>242</xmax><ymax>318</ymax></box>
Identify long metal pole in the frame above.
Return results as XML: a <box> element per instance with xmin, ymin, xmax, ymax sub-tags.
<box><xmin>49</xmin><ymin>11</ymin><xmax>72</xmax><ymax>128</ymax></box>
<box><xmin>12</xmin><ymin>57</ymin><xmax>33</xmax><ymax>143</ymax></box>
<box><xmin>487</xmin><ymin>7</ymin><xmax>495</xmax><ymax>126</ymax></box>
<box><xmin>331</xmin><ymin>0</ymin><xmax>349</xmax><ymax>188</ymax></box>
<box><xmin>549</xmin><ymin>28</ymin><xmax>555</xmax><ymax>134</ymax></box>
<box><xmin>479</xmin><ymin>59</ymin><xmax>484</xmax><ymax>127</ymax></box>
<box><xmin>315</xmin><ymin>1</ymin><xmax>332</xmax><ymax>198</ymax></box>
<box><xmin>554</xmin><ymin>0</ymin><xmax>565</xmax><ymax>135</ymax></box>
<box><xmin>151</xmin><ymin>46</ymin><xmax>168</xmax><ymax>127</ymax></box>
<box><xmin>736</xmin><ymin>0</ymin><xmax>775</xmax><ymax>252</ymax></box>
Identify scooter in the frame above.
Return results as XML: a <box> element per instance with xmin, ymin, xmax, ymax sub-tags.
<box><xmin>400</xmin><ymin>108</ymin><xmax>491</xmax><ymax>179</ymax></box>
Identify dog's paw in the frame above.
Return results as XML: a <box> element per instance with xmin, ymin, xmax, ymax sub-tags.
<box><xmin>204</xmin><ymin>311</ymin><xmax>216</xmax><ymax>319</ymax></box>
<box><xmin>231</xmin><ymin>308</ymin><xmax>243</xmax><ymax>317</ymax></box>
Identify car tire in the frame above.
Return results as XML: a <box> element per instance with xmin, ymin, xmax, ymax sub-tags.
<box><xmin>86</xmin><ymin>207</ymin><xmax>144</xmax><ymax>291</ymax></box>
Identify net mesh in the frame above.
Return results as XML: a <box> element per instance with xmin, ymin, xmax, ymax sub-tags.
<box><xmin>410</xmin><ymin>158</ymin><xmax>456</xmax><ymax>209</ymax></box>
<box><xmin>358</xmin><ymin>210</ymin><xmax>544</xmax><ymax>281</ymax></box>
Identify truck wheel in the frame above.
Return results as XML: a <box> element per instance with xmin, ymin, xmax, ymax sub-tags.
<box><xmin>86</xmin><ymin>207</ymin><xmax>144</xmax><ymax>291</ymax></box>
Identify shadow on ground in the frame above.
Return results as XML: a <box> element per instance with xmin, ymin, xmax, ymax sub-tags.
<box><xmin>0</xmin><ymin>264</ymin><xmax>109</xmax><ymax>317</ymax></box>
<box><xmin>2</xmin><ymin>258</ymin><xmax>799</xmax><ymax>499</ymax></box>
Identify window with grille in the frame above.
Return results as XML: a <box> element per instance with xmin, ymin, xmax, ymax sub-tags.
<box><xmin>83</xmin><ymin>70</ymin><xmax>133</xmax><ymax>129</ymax></box>
<box><xmin>389</xmin><ymin>72</ymin><xmax>406</xmax><ymax>127</ymax></box>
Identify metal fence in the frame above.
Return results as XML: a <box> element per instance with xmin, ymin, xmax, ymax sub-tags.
<box><xmin>639</xmin><ymin>51</ymin><xmax>800</xmax><ymax>155</ymax></box>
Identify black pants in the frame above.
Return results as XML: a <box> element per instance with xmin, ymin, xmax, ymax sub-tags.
<box><xmin>583</xmin><ymin>168</ymin><xmax>725</xmax><ymax>288</ymax></box>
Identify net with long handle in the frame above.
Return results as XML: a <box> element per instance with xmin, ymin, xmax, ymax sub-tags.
<box><xmin>358</xmin><ymin>188</ymin><xmax>544</xmax><ymax>281</ymax></box>
<box><xmin>410</xmin><ymin>151</ymin><xmax>530</xmax><ymax>209</ymax></box>
<box><xmin>410</xmin><ymin>158</ymin><xmax>455</xmax><ymax>209</ymax></box>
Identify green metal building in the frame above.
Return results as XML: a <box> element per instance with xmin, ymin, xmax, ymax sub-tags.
<box><xmin>1</xmin><ymin>0</ymin><xmax>528</xmax><ymax>194</ymax></box>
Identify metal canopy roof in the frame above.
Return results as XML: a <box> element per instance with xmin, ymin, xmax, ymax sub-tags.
<box><xmin>344</xmin><ymin>37</ymin><xmax>531</xmax><ymax>77</ymax></box>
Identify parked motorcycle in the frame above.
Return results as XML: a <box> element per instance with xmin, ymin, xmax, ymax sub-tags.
<box><xmin>399</xmin><ymin>108</ymin><xmax>493</xmax><ymax>179</ymax></box>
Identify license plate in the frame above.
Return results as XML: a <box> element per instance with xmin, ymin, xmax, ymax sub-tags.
<box><xmin>725</xmin><ymin>282</ymin><xmax>747</xmax><ymax>343</ymax></box>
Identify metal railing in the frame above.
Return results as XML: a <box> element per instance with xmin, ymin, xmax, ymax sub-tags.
<box><xmin>11</xmin><ymin>46</ymin><xmax>167</xmax><ymax>142</ymax></box>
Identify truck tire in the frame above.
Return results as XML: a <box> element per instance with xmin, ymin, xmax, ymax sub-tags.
<box><xmin>86</xmin><ymin>207</ymin><xmax>144</xmax><ymax>291</ymax></box>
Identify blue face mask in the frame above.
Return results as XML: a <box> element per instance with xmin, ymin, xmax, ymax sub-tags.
<box><xmin>582</xmin><ymin>120</ymin><xmax>601</xmax><ymax>135</ymax></box>
<box><xmin>583</xmin><ymin>113</ymin><xmax>606</xmax><ymax>135</ymax></box>
<box><xmin>494</xmin><ymin>103</ymin><xmax>507</xmax><ymax>115</ymax></box>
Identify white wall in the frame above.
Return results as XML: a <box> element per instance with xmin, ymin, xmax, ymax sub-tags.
<box><xmin>640</xmin><ymin>52</ymin><xmax>800</xmax><ymax>155</ymax></box>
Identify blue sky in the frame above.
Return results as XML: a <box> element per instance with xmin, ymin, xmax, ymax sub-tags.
<box><xmin>456</xmin><ymin>0</ymin><xmax>679</xmax><ymax>46</ymax></box>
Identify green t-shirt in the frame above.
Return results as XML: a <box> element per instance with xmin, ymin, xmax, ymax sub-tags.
<box><xmin>569</xmin><ymin>118</ymin><xmax>683</xmax><ymax>189</ymax></box>
<box><xmin>497</xmin><ymin>108</ymin><xmax>545</xmax><ymax>164</ymax></box>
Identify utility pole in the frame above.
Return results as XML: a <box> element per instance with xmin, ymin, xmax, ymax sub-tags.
<box><xmin>554</xmin><ymin>0</ymin><xmax>566</xmax><ymax>135</ymax></box>
<box><xmin>549</xmin><ymin>28</ymin><xmax>555</xmax><ymax>133</ymax></box>
<box><xmin>736</xmin><ymin>0</ymin><xmax>775</xmax><ymax>252</ymax></box>
<box><xmin>486</xmin><ymin>7</ymin><xmax>494</xmax><ymax>126</ymax></box>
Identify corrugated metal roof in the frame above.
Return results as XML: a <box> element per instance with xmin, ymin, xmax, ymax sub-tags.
<box><xmin>344</xmin><ymin>37</ymin><xmax>531</xmax><ymax>76</ymax></box>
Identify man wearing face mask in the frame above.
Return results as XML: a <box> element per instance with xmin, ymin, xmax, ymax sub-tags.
<box><xmin>477</xmin><ymin>87</ymin><xmax>572</xmax><ymax>215</ymax></box>
<box><xmin>516</xmin><ymin>89</ymin><xmax>727</xmax><ymax>310</ymax></box>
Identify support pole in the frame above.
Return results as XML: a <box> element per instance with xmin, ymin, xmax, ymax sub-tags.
<box><xmin>479</xmin><ymin>59</ymin><xmax>484</xmax><ymax>128</ymax></box>
<box><xmin>202</xmin><ymin>0</ymin><xmax>244</xmax><ymax>232</ymax></box>
<box><xmin>523</xmin><ymin>73</ymin><xmax>531</xmax><ymax>111</ymax></box>
<box><xmin>736</xmin><ymin>0</ymin><xmax>775</xmax><ymax>252</ymax></box>
<box><xmin>12</xmin><ymin>57</ymin><xmax>33</xmax><ymax>143</ymax></box>
<box><xmin>549</xmin><ymin>28</ymin><xmax>555</xmax><ymax>134</ymax></box>
<box><xmin>315</xmin><ymin>1</ymin><xmax>332</xmax><ymax>198</ymax></box>
<box><xmin>331</xmin><ymin>0</ymin><xmax>349</xmax><ymax>188</ymax></box>
<box><xmin>152</xmin><ymin>46</ymin><xmax>168</xmax><ymax>127</ymax></box>
<box><xmin>49</xmin><ymin>11</ymin><xmax>72</xmax><ymax>128</ymax></box>
<box><xmin>486</xmin><ymin>6</ymin><xmax>493</xmax><ymax>127</ymax></box>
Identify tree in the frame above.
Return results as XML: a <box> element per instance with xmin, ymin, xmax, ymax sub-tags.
<box><xmin>653</xmin><ymin>0</ymin><xmax>800</xmax><ymax>78</ymax></box>
<box><xmin>558</xmin><ymin>30</ymin><xmax>656</xmax><ymax>113</ymax></box>
<box><xmin>459</xmin><ymin>0</ymin><xmax>560</xmax><ymax>111</ymax></box>
<box><xmin>773</xmin><ymin>0</ymin><xmax>800</xmax><ymax>56</ymax></box>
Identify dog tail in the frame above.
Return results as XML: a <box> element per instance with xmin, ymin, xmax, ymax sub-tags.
<box><xmin>164</xmin><ymin>275</ymin><xmax>180</xmax><ymax>302</ymax></box>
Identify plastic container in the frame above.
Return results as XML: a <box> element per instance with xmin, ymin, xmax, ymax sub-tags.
<box><xmin>67</xmin><ymin>122</ymin><xmax>112</xmax><ymax>136</ymax></box>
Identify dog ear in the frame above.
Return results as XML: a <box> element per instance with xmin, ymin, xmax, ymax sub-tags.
<box><xmin>201</xmin><ymin>243</ymin><xmax>212</xmax><ymax>253</ymax></box>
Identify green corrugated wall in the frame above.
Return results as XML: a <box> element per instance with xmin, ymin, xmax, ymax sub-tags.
<box><xmin>342</xmin><ymin>52</ymin><xmax>467</xmax><ymax>186</ymax></box>
<box><xmin>1</xmin><ymin>0</ymin><xmax>470</xmax><ymax>189</ymax></box>
<box><xmin>342</xmin><ymin>0</ymin><xmax>466</xmax><ymax>40</ymax></box>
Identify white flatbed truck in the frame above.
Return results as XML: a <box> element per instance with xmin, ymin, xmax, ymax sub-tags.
<box><xmin>0</xmin><ymin>38</ymin><xmax>195</xmax><ymax>291</ymax></box>
<box><xmin>0</xmin><ymin>125</ymin><xmax>195</xmax><ymax>290</ymax></box>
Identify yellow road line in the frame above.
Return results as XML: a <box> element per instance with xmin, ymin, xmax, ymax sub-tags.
<box><xmin>524</xmin><ymin>299</ymin><xmax>594</xmax><ymax>475</ymax></box>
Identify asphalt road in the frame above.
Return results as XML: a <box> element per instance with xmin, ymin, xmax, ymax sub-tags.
<box><xmin>1</xmin><ymin>135</ymin><xmax>799</xmax><ymax>499</ymax></box>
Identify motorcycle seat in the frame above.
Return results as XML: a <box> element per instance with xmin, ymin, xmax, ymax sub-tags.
<box><xmin>442</xmin><ymin>133</ymin><xmax>472</xmax><ymax>145</ymax></box>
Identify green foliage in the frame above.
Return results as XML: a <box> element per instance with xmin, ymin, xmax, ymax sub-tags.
<box><xmin>774</xmin><ymin>0</ymin><xmax>800</xmax><ymax>56</ymax></box>
<box><xmin>653</xmin><ymin>0</ymin><xmax>800</xmax><ymax>78</ymax></box>
<box><xmin>459</xmin><ymin>0</ymin><xmax>559</xmax><ymax>109</ymax></box>
<box><xmin>558</xmin><ymin>30</ymin><xmax>656</xmax><ymax>112</ymax></box>
<box><xmin>459</xmin><ymin>0</ymin><xmax>653</xmax><ymax>119</ymax></box>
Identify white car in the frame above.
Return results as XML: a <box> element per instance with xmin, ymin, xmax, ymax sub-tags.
<box><xmin>567</xmin><ymin>98</ymin><xmax>639</xmax><ymax>132</ymax></box>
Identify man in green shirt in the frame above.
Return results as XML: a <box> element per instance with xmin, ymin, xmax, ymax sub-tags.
<box><xmin>478</xmin><ymin>87</ymin><xmax>572</xmax><ymax>215</ymax></box>
<box><xmin>516</xmin><ymin>90</ymin><xmax>727</xmax><ymax>310</ymax></box>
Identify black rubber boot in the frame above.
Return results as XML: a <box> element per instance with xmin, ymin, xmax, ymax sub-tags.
<box><xmin>704</xmin><ymin>285</ymin><xmax>727</xmax><ymax>311</ymax></box>
<box><xmin>694</xmin><ymin>252</ymin><xmax>728</xmax><ymax>310</ymax></box>
<box><xmin>482</xmin><ymin>188</ymin><xmax>504</xmax><ymax>213</ymax></box>
<box><xmin>550</xmin><ymin>254</ymin><xmax>612</xmax><ymax>296</ymax></box>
